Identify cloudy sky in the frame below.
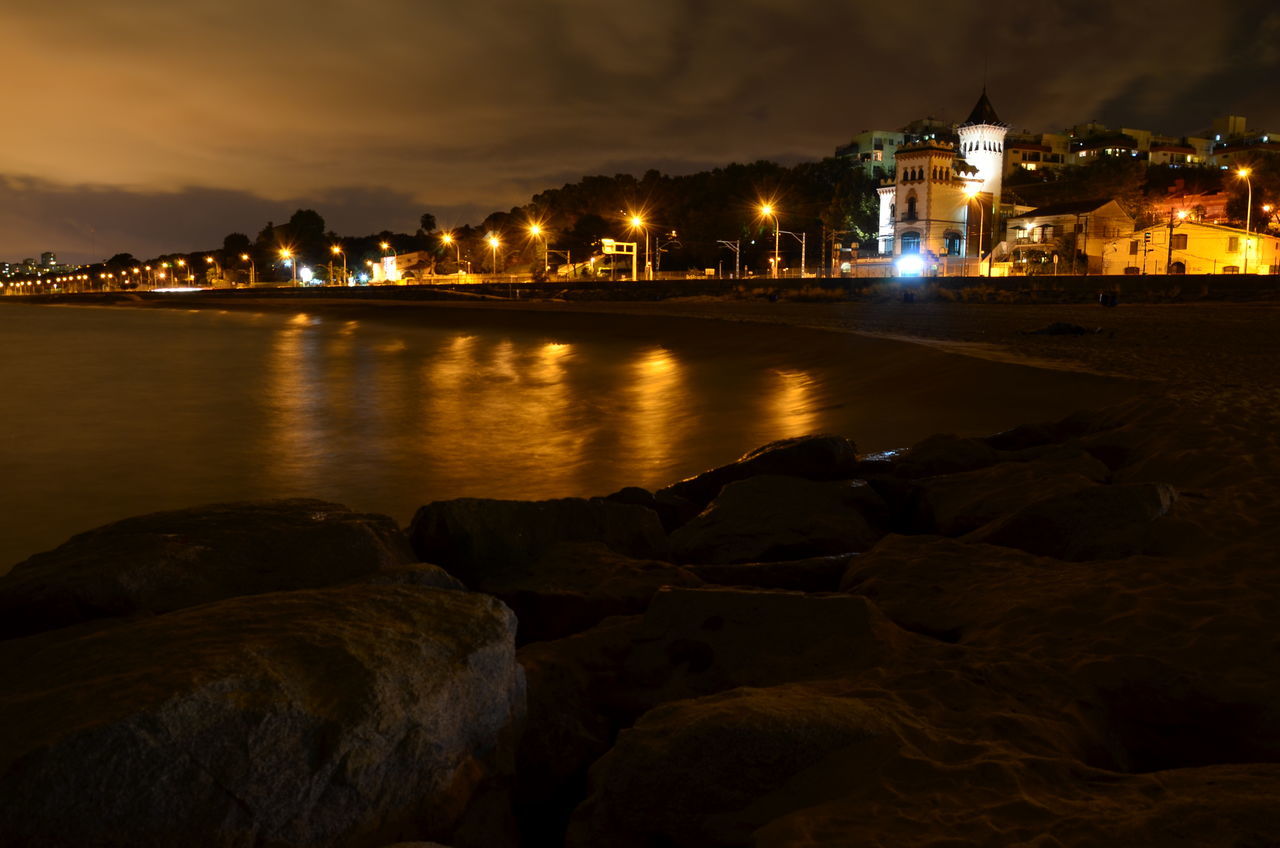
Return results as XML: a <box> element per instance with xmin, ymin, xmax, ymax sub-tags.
<box><xmin>3</xmin><ymin>0</ymin><xmax>1276</xmax><ymax>263</ymax></box>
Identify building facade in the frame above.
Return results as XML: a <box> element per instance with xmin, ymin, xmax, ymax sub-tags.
<box><xmin>1101</xmin><ymin>220</ymin><xmax>1280</xmax><ymax>276</ymax></box>
<box><xmin>876</xmin><ymin>91</ymin><xmax>1006</xmax><ymax>268</ymax></box>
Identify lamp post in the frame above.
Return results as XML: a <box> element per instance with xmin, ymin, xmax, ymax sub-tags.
<box><xmin>175</xmin><ymin>258</ymin><xmax>189</xmax><ymax>285</ymax></box>
<box><xmin>330</xmin><ymin>245</ymin><xmax>346</xmax><ymax>286</ymax></box>
<box><xmin>528</xmin><ymin>223</ymin><xmax>548</xmax><ymax>275</ymax></box>
<box><xmin>204</xmin><ymin>255</ymin><xmax>220</xmax><ymax>285</ymax></box>
<box><xmin>1165</xmin><ymin>209</ymin><xmax>1188</xmax><ymax>274</ymax></box>
<box><xmin>759</xmin><ymin>204</ymin><xmax>780</xmax><ymax>278</ymax></box>
<box><xmin>280</xmin><ymin>249</ymin><xmax>297</xmax><ymax>285</ymax></box>
<box><xmin>240</xmin><ymin>253</ymin><xmax>255</xmax><ymax>286</ymax></box>
<box><xmin>1238</xmin><ymin>168</ymin><xmax>1253</xmax><ymax>274</ymax></box>
<box><xmin>440</xmin><ymin>232</ymin><xmax>462</xmax><ymax>274</ymax></box>
<box><xmin>628</xmin><ymin>214</ymin><xmax>651</xmax><ymax>280</ymax></box>
<box><xmin>780</xmin><ymin>230</ymin><xmax>807</xmax><ymax>277</ymax></box>
<box><xmin>488</xmin><ymin>234</ymin><xmax>501</xmax><ymax>275</ymax></box>
<box><xmin>964</xmin><ymin>185</ymin><xmax>985</xmax><ymax>277</ymax></box>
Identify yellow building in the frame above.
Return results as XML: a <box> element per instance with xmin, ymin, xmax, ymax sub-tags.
<box><xmin>1101</xmin><ymin>220</ymin><xmax>1280</xmax><ymax>275</ymax></box>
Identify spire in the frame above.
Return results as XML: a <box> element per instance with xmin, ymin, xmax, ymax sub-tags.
<box><xmin>962</xmin><ymin>88</ymin><xmax>1005</xmax><ymax>127</ymax></box>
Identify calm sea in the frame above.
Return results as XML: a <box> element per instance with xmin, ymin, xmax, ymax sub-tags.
<box><xmin>0</xmin><ymin>302</ymin><xmax>1133</xmax><ymax>569</ymax></box>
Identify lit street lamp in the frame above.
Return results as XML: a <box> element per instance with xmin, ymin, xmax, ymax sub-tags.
<box><xmin>964</xmin><ymin>184</ymin><xmax>985</xmax><ymax>277</ymax></box>
<box><xmin>330</xmin><ymin>244</ymin><xmax>346</xmax><ymax>285</ymax></box>
<box><xmin>175</xmin><ymin>258</ymin><xmax>189</xmax><ymax>285</ymax></box>
<box><xmin>1238</xmin><ymin>167</ymin><xmax>1253</xmax><ymax>274</ymax></box>
<box><xmin>628</xmin><ymin>214</ymin><xmax>651</xmax><ymax>280</ymax></box>
<box><xmin>759</xmin><ymin>204</ymin><xmax>780</xmax><ymax>279</ymax></box>
<box><xmin>240</xmin><ymin>253</ymin><xmax>255</xmax><ymax>286</ymax></box>
<box><xmin>528</xmin><ymin>223</ymin><xmax>548</xmax><ymax>275</ymax></box>
<box><xmin>487</xmin><ymin>234</ymin><xmax>502</xmax><ymax>275</ymax></box>
<box><xmin>440</xmin><ymin>232</ymin><xmax>463</xmax><ymax>273</ymax></box>
<box><xmin>204</xmin><ymin>255</ymin><xmax>220</xmax><ymax>285</ymax></box>
<box><xmin>280</xmin><ymin>248</ymin><xmax>297</xmax><ymax>285</ymax></box>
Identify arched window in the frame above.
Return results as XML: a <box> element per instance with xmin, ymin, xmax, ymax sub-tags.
<box><xmin>900</xmin><ymin>232</ymin><xmax>921</xmax><ymax>254</ymax></box>
<box><xmin>944</xmin><ymin>232</ymin><xmax>963</xmax><ymax>256</ymax></box>
<box><xmin>905</xmin><ymin>195</ymin><xmax>918</xmax><ymax>221</ymax></box>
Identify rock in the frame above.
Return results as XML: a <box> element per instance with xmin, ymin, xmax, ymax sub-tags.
<box><xmin>687</xmin><ymin>554</ymin><xmax>856</xmax><ymax>593</ymax></box>
<box><xmin>0</xmin><ymin>583</ymin><xmax>524</xmax><ymax>848</ymax></box>
<box><xmin>487</xmin><ymin>542</ymin><xmax>703</xmax><ymax>644</ymax></box>
<box><xmin>907</xmin><ymin>452</ymin><xmax>1110</xmax><ymax>536</ymax></box>
<box><xmin>408</xmin><ymin>497</ymin><xmax>668</xmax><ymax>588</ymax></box>
<box><xmin>568</xmin><ymin>685</ymin><xmax>902</xmax><ymax>848</ymax></box>
<box><xmin>966</xmin><ymin>482</ymin><xmax>1179</xmax><ymax>560</ymax></box>
<box><xmin>669</xmin><ymin>476</ymin><xmax>886</xmax><ymax>564</ymax></box>
<box><xmin>893</xmin><ymin>433</ymin><xmax>1003</xmax><ymax>478</ymax></box>
<box><xmin>602</xmin><ymin>487</ymin><xmax>700</xmax><ymax>533</ymax></box>
<box><xmin>516</xmin><ymin>616</ymin><xmax>644</xmax><ymax>844</ymax></box>
<box><xmin>356</xmin><ymin>563</ymin><xmax>467</xmax><ymax>592</ymax></box>
<box><xmin>657</xmin><ymin>434</ymin><xmax>859</xmax><ymax>509</ymax></box>
<box><xmin>619</xmin><ymin>587</ymin><xmax>905</xmax><ymax>711</ymax></box>
<box><xmin>0</xmin><ymin>499</ymin><xmax>415</xmax><ymax>640</ymax></box>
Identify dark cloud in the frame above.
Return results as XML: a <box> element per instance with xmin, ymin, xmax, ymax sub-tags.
<box><xmin>1</xmin><ymin>0</ymin><xmax>1274</xmax><ymax>263</ymax></box>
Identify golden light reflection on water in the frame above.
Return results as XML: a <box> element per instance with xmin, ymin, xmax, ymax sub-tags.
<box><xmin>618</xmin><ymin>347</ymin><xmax>692</xmax><ymax>481</ymax></box>
<box><xmin>767</xmin><ymin>368</ymin><xmax>819</xmax><ymax>439</ymax></box>
<box><xmin>264</xmin><ymin>321</ymin><xmax>330</xmax><ymax>491</ymax></box>
<box><xmin>420</xmin><ymin>335</ymin><xmax>587</xmax><ymax>497</ymax></box>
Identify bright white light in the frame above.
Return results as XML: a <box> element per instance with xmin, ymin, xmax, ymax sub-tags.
<box><xmin>299</xmin><ymin>266</ymin><xmax>314</xmax><ymax>284</ymax></box>
<box><xmin>896</xmin><ymin>255</ymin><xmax>926</xmax><ymax>277</ymax></box>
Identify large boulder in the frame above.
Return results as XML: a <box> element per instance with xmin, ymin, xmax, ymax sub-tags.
<box><xmin>0</xmin><ymin>499</ymin><xmax>414</xmax><ymax>639</ymax></box>
<box><xmin>568</xmin><ymin>685</ymin><xmax>903</xmax><ymax>848</ymax></box>
<box><xmin>892</xmin><ymin>433</ymin><xmax>1003</xmax><ymax>478</ymax></box>
<box><xmin>907</xmin><ymin>452</ymin><xmax>1109</xmax><ymax>536</ymax></box>
<box><xmin>408</xmin><ymin>497</ymin><xmax>667</xmax><ymax>588</ymax></box>
<box><xmin>669</xmin><ymin>476</ymin><xmax>886</xmax><ymax>564</ymax></box>
<box><xmin>619</xmin><ymin>586</ymin><xmax>906</xmax><ymax>711</ymax></box>
<box><xmin>486</xmin><ymin>542</ymin><xmax>702</xmax><ymax>644</ymax></box>
<box><xmin>657</xmin><ymin>434</ymin><xmax>859</xmax><ymax>509</ymax></box>
<box><xmin>687</xmin><ymin>554</ymin><xmax>856</xmax><ymax>593</ymax></box>
<box><xmin>0</xmin><ymin>583</ymin><xmax>524</xmax><ymax>848</ymax></box>
<box><xmin>965</xmin><ymin>482</ymin><xmax>1179</xmax><ymax>561</ymax></box>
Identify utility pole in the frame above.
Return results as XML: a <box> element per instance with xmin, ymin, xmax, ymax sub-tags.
<box><xmin>716</xmin><ymin>240</ymin><xmax>741</xmax><ymax>279</ymax></box>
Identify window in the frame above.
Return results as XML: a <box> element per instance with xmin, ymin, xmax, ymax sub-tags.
<box><xmin>1129</xmin><ymin>240</ymin><xmax>1139</xmax><ymax>255</ymax></box>
<box><xmin>905</xmin><ymin>196</ymin><xmax>918</xmax><ymax>221</ymax></box>
<box><xmin>1229</xmin><ymin>237</ymin><xmax>1240</xmax><ymax>252</ymax></box>
<box><xmin>1222</xmin><ymin>265</ymin><xmax>1240</xmax><ymax>274</ymax></box>
<box><xmin>1171</xmin><ymin>234</ymin><xmax>1188</xmax><ymax>250</ymax></box>
<box><xmin>944</xmin><ymin>232</ymin><xmax>963</xmax><ymax>256</ymax></box>
<box><xmin>900</xmin><ymin>232</ymin><xmax>921</xmax><ymax>254</ymax></box>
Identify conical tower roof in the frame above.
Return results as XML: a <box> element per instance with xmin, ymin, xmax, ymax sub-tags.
<box><xmin>961</xmin><ymin>88</ymin><xmax>1005</xmax><ymax>127</ymax></box>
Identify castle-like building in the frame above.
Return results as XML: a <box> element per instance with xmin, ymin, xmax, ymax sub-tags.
<box><xmin>876</xmin><ymin>90</ymin><xmax>1007</xmax><ymax>261</ymax></box>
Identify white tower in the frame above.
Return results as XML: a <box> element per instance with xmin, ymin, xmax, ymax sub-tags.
<box><xmin>956</xmin><ymin>89</ymin><xmax>1008</xmax><ymax>254</ymax></box>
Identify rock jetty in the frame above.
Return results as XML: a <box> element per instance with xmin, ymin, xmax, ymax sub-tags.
<box><xmin>2</xmin><ymin>398</ymin><xmax>1275</xmax><ymax>847</ymax></box>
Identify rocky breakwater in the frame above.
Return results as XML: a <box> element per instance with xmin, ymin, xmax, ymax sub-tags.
<box><xmin>3</xmin><ymin>396</ymin><xmax>1277</xmax><ymax>847</ymax></box>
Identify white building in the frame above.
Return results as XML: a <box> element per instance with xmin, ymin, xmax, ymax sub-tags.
<box><xmin>876</xmin><ymin>90</ymin><xmax>1007</xmax><ymax>271</ymax></box>
<box><xmin>1100</xmin><ymin>220</ymin><xmax>1280</xmax><ymax>276</ymax></box>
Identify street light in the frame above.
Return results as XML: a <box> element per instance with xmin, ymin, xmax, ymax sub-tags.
<box><xmin>330</xmin><ymin>244</ymin><xmax>346</xmax><ymax>286</ymax></box>
<box><xmin>759</xmin><ymin>203</ymin><xmax>780</xmax><ymax>278</ymax></box>
<box><xmin>240</xmin><ymin>253</ymin><xmax>255</xmax><ymax>286</ymax></box>
<box><xmin>280</xmin><ymin>248</ymin><xmax>297</xmax><ymax>285</ymax></box>
<box><xmin>487</xmin><ymin>234</ymin><xmax>501</xmax><ymax>274</ymax></box>
<box><xmin>528</xmin><ymin>223</ymin><xmax>548</xmax><ymax>275</ymax></box>
<box><xmin>628</xmin><ymin>213</ymin><xmax>651</xmax><ymax>280</ymax></box>
<box><xmin>440</xmin><ymin>232</ymin><xmax>462</xmax><ymax>274</ymax></box>
<box><xmin>964</xmin><ymin>184</ymin><xmax>986</xmax><ymax>277</ymax></box>
<box><xmin>380</xmin><ymin>241</ymin><xmax>391</xmax><ymax>256</ymax></box>
<box><xmin>175</xmin><ymin>258</ymin><xmax>189</xmax><ymax>284</ymax></box>
<box><xmin>204</xmin><ymin>255</ymin><xmax>220</xmax><ymax>285</ymax></box>
<box><xmin>1237</xmin><ymin>167</ymin><xmax>1253</xmax><ymax>274</ymax></box>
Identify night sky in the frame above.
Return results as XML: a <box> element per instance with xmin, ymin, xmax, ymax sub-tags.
<box><xmin>4</xmin><ymin>0</ymin><xmax>1276</xmax><ymax>263</ymax></box>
